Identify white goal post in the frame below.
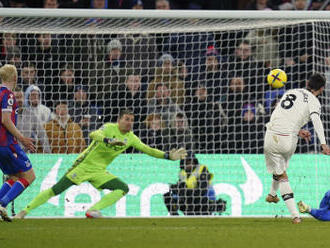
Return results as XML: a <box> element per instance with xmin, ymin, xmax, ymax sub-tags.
<box><xmin>0</xmin><ymin>9</ymin><xmax>330</xmax><ymax>217</ymax></box>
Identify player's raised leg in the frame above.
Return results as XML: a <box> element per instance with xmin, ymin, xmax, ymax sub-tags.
<box><xmin>86</xmin><ymin>177</ymin><xmax>129</xmax><ymax>218</ymax></box>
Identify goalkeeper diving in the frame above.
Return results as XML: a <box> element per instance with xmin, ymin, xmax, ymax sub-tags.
<box><xmin>15</xmin><ymin>109</ymin><xmax>187</xmax><ymax>219</ymax></box>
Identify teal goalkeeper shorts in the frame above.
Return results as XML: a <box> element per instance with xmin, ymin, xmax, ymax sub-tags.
<box><xmin>65</xmin><ymin>165</ymin><xmax>117</xmax><ymax>189</ymax></box>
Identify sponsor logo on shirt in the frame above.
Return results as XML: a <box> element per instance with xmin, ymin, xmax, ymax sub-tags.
<box><xmin>8</xmin><ymin>94</ymin><xmax>14</xmax><ymax>106</ymax></box>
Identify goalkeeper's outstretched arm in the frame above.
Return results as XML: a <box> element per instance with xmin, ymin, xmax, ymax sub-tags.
<box><xmin>89</xmin><ymin>129</ymin><xmax>127</xmax><ymax>146</ymax></box>
<box><xmin>89</xmin><ymin>129</ymin><xmax>105</xmax><ymax>142</ymax></box>
<box><xmin>132</xmin><ymin>139</ymin><xmax>187</xmax><ymax>161</ymax></box>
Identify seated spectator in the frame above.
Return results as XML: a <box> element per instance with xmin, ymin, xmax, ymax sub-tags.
<box><xmin>13</xmin><ymin>86</ymin><xmax>51</xmax><ymax>153</ymax></box>
<box><xmin>115</xmin><ymin>69</ymin><xmax>148</xmax><ymax>132</ymax></box>
<box><xmin>51</xmin><ymin>63</ymin><xmax>77</xmax><ymax>104</ymax></box>
<box><xmin>140</xmin><ymin>113</ymin><xmax>167</xmax><ymax>151</ymax></box>
<box><xmin>5</xmin><ymin>46</ymin><xmax>22</xmax><ymax>71</ymax></box>
<box><xmin>157</xmin><ymin>54</ymin><xmax>174</xmax><ymax>76</ymax></box>
<box><xmin>196</xmin><ymin>46</ymin><xmax>225</xmax><ymax>102</ymax></box>
<box><xmin>222</xmin><ymin>76</ymin><xmax>250</xmax><ymax>123</ymax></box>
<box><xmin>175</xmin><ymin>59</ymin><xmax>193</xmax><ymax>98</ymax></box>
<box><xmin>294</xmin><ymin>0</ymin><xmax>309</xmax><ymax>10</ymax></box>
<box><xmin>222</xmin><ymin>103</ymin><xmax>265</xmax><ymax>154</ymax></box>
<box><xmin>43</xmin><ymin>0</ymin><xmax>59</xmax><ymax>8</ymax></box>
<box><xmin>221</xmin><ymin>75</ymin><xmax>259</xmax><ymax>153</ymax></box>
<box><xmin>23</xmin><ymin>33</ymin><xmax>59</xmax><ymax>88</ymax></box>
<box><xmin>245</xmin><ymin>28</ymin><xmax>280</xmax><ymax>68</ymax></box>
<box><xmin>222</xmin><ymin>40</ymin><xmax>266</xmax><ymax>101</ymax></box>
<box><xmin>18</xmin><ymin>62</ymin><xmax>43</xmax><ymax>93</ymax></box>
<box><xmin>0</xmin><ymin>33</ymin><xmax>19</xmax><ymax>64</ymax></box>
<box><xmin>68</xmin><ymin>85</ymin><xmax>101</xmax><ymax>145</ymax></box>
<box><xmin>185</xmin><ymin>84</ymin><xmax>227</xmax><ymax>153</ymax></box>
<box><xmin>147</xmin><ymin>54</ymin><xmax>185</xmax><ymax>105</ymax></box>
<box><xmin>163</xmin><ymin>153</ymin><xmax>226</xmax><ymax>215</ymax></box>
<box><xmin>176</xmin><ymin>59</ymin><xmax>189</xmax><ymax>83</ymax></box>
<box><xmin>117</xmin><ymin>29</ymin><xmax>158</xmax><ymax>83</ymax></box>
<box><xmin>162</xmin><ymin>30</ymin><xmax>216</xmax><ymax>68</ymax></box>
<box><xmin>147</xmin><ymin>83</ymin><xmax>182</xmax><ymax>127</ymax></box>
<box><xmin>239</xmin><ymin>104</ymin><xmax>265</xmax><ymax>153</ymax></box>
<box><xmin>309</xmin><ymin>0</ymin><xmax>324</xmax><ymax>10</ymax></box>
<box><xmin>24</xmin><ymin>85</ymin><xmax>52</xmax><ymax>126</ymax></box>
<box><xmin>45</xmin><ymin>101</ymin><xmax>86</xmax><ymax>153</ymax></box>
<box><xmin>278</xmin><ymin>23</ymin><xmax>313</xmax><ymax>86</ymax></box>
<box><xmin>93</xmin><ymin>39</ymin><xmax>125</xmax><ymax>114</ymax></box>
<box><xmin>155</xmin><ymin>0</ymin><xmax>170</xmax><ymax>9</ymax></box>
<box><xmin>222</xmin><ymin>40</ymin><xmax>260</xmax><ymax>78</ymax></box>
<box><xmin>163</xmin><ymin>112</ymin><xmax>195</xmax><ymax>152</ymax></box>
<box><xmin>105</xmin><ymin>39</ymin><xmax>125</xmax><ymax>75</ymax></box>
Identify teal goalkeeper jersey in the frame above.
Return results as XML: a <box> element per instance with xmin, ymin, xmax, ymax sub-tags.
<box><xmin>73</xmin><ymin>123</ymin><xmax>165</xmax><ymax>171</ymax></box>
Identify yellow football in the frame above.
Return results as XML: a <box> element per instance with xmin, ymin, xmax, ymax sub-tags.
<box><xmin>267</xmin><ymin>69</ymin><xmax>287</xmax><ymax>89</ymax></box>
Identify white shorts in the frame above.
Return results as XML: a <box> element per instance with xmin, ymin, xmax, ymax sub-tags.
<box><xmin>264</xmin><ymin>130</ymin><xmax>298</xmax><ymax>175</ymax></box>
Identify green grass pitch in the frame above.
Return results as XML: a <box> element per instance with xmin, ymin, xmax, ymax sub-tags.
<box><xmin>1</xmin><ymin>218</ymin><xmax>330</xmax><ymax>248</ymax></box>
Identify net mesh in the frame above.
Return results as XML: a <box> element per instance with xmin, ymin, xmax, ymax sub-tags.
<box><xmin>1</xmin><ymin>12</ymin><xmax>330</xmax><ymax>217</ymax></box>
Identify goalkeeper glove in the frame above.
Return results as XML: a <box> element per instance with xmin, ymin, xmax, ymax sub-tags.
<box><xmin>165</xmin><ymin>148</ymin><xmax>187</xmax><ymax>161</ymax></box>
<box><xmin>103</xmin><ymin>138</ymin><xmax>126</xmax><ymax>146</ymax></box>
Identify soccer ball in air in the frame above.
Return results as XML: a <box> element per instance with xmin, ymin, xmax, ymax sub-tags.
<box><xmin>267</xmin><ymin>69</ymin><xmax>287</xmax><ymax>89</ymax></box>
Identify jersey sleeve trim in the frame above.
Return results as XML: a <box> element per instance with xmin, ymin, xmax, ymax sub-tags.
<box><xmin>2</xmin><ymin>108</ymin><xmax>12</xmax><ymax>112</ymax></box>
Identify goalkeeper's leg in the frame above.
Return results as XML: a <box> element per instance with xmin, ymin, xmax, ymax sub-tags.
<box><xmin>86</xmin><ymin>178</ymin><xmax>129</xmax><ymax>217</ymax></box>
<box><xmin>15</xmin><ymin>176</ymin><xmax>74</xmax><ymax>219</ymax></box>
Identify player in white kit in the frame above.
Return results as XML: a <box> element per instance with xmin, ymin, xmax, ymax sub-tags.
<box><xmin>264</xmin><ymin>73</ymin><xmax>330</xmax><ymax>224</ymax></box>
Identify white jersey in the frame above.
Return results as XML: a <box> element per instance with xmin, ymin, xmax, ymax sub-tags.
<box><xmin>266</xmin><ymin>88</ymin><xmax>321</xmax><ymax>135</ymax></box>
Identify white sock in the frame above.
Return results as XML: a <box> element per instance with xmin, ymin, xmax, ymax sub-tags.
<box><xmin>279</xmin><ymin>179</ymin><xmax>299</xmax><ymax>218</ymax></box>
<box><xmin>269</xmin><ymin>179</ymin><xmax>279</xmax><ymax>196</ymax></box>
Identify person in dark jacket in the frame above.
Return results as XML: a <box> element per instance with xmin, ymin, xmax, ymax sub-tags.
<box><xmin>163</xmin><ymin>152</ymin><xmax>226</xmax><ymax>215</ymax></box>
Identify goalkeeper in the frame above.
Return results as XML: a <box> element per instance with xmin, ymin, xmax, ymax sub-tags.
<box><xmin>298</xmin><ymin>191</ymin><xmax>330</xmax><ymax>221</ymax></box>
<box><xmin>15</xmin><ymin>109</ymin><xmax>187</xmax><ymax>219</ymax></box>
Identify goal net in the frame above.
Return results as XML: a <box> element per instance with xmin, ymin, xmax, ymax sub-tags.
<box><xmin>0</xmin><ymin>9</ymin><xmax>329</xmax><ymax>217</ymax></box>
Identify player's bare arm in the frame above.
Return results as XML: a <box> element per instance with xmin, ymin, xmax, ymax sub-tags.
<box><xmin>1</xmin><ymin>111</ymin><xmax>36</xmax><ymax>152</ymax></box>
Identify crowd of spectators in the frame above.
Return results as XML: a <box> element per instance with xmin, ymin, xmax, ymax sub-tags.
<box><xmin>0</xmin><ymin>0</ymin><xmax>330</xmax><ymax>11</ymax></box>
<box><xmin>0</xmin><ymin>0</ymin><xmax>330</xmax><ymax>154</ymax></box>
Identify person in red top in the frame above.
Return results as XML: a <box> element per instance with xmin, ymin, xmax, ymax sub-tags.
<box><xmin>0</xmin><ymin>64</ymin><xmax>36</xmax><ymax>222</ymax></box>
